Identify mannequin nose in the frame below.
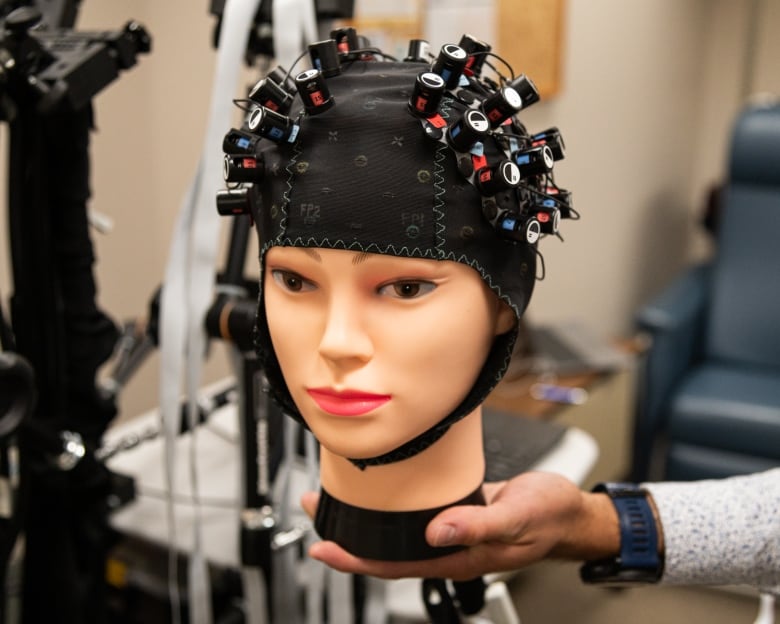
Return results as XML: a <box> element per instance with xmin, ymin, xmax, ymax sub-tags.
<box><xmin>318</xmin><ymin>300</ymin><xmax>373</xmax><ymax>365</ymax></box>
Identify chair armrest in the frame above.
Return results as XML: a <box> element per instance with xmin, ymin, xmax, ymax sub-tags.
<box><xmin>636</xmin><ymin>263</ymin><xmax>711</xmax><ymax>335</ymax></box>
<box><xmin>631</xmin><ymin>263</ymin><xmax>712</xmax><ymax>480</ymax></box>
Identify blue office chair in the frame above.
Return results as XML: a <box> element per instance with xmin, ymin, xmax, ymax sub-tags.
<box><xmin>632</xmin><ymin>101</ymin><xmax>780</xmax><ymax>482</ymax></box>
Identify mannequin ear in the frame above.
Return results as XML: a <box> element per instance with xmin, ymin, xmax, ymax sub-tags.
<box><xmin>494</xmin><ymin>300</ymin><xmax>517</xmax><ymax>336</ymax></box>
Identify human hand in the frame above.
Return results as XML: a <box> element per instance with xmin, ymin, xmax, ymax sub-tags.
<box><xmin>300</xmin><ymin>471</ymin><xmax>618</xmax><ymax>581</ymax></box>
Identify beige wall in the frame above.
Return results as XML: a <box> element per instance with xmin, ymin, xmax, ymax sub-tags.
<box><xmin>1</xmin><ymin>0</ymin><xmax>778</xmax><ymax>420</ymax></box>
<box><xmin>511</xmin><ymin>0</ymin><xmax>777</xmax><ymax>333</ymax></box>
<box><xmin>753</xmin><ymin>0</ymin><xmax>780</xmax><ymax>94</ymax></box>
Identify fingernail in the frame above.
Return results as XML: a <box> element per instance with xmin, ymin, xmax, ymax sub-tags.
<box><xmin>433</xmin><ymin>523</ymin><xmax>458</xmax><ymax>547</ymax></box>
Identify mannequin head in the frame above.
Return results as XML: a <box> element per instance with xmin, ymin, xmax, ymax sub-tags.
<box><xmin>263</xmin><ymin>246</ymin><xmax>515</xmax><ymax>461</ymax></box>
<box><xmin>219</xmin><ymin>32</ymin><xmax>573</xmax><ymax>558</ymax></box>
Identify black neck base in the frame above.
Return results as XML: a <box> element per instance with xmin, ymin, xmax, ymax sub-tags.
<box><xmin>314</xmin><ymin>485</ymin><xmax>485</xmax><ymax>561</ymax></box>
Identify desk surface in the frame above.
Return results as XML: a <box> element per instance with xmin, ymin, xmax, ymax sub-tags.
<box><xmin>486</xmin><ymin>335</ymin><xmax>640</xmax><ymax>419</ymax></box>
<box><xmin>486</xmin><ymin>369</ymin><xmax>605</xmax><ymax>418</ymax></box>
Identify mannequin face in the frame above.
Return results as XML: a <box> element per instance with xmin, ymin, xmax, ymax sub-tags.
<box><xmin>263</xmin><ymin>246</ymin><xmax>515</xmax><ymax>460</ymax></box>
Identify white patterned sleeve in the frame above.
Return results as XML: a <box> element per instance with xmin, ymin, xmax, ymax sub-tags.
<box><xmin>643</xmin><ymin>468</ymin><xmax>780</xmax><ymax>596</ymax></box>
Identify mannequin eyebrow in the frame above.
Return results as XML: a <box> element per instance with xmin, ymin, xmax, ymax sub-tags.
<box><xmin>299</xmin><ymin>248</ymin><xmax>371</xmax><ymax>265</ymax></box>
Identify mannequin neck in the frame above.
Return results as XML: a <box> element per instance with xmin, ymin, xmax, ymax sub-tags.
<box><xmin>318</xmin><ymin>405</ymin><xmax>485</xmax><ymax>512</ymax></box>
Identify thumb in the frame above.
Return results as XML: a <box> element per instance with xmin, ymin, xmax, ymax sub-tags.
<box><xmin>426</xmin><ymin>501</ymin><xmax>515</xmax><ymax>548</ymax></box>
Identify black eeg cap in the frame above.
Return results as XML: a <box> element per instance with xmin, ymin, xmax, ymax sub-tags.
<box><xmin>225</xmin><ymin>38</ymin><xmax>574</xmax><ymax>468</ymax></box>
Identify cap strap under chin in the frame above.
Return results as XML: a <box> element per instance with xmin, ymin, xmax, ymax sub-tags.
<box><xmin>348</xmin><ymin>419</ymin><xmax>452</xmax><ymax>469</ymax></box>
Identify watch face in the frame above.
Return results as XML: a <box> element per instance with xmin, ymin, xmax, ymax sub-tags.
<box><xmin>580</xmin><ymin>560</ymin><xmax>663</xmax><ymax>585</ymax></box>
<box><xmin>597</xmin><ymin>482</ymin><xmax>647</xmax><ymax>497</ymax></box>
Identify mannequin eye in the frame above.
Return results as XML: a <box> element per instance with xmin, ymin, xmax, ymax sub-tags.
<box><xmin>378</xmin><ymin>280</ymin><xmax>436</xmax><ymax>299</ymax></box>
<box><xmin>270</xmin><ymin>269</ymin><xmax>315</xmax><ymax>293</ymax></box>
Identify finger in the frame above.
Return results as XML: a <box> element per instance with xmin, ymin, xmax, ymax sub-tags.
<box><xmin>309</xmin><ymin>540</ymin><xmax>483</xmax><ymax>580</ymax></box>
<box><xmin>300</xmin><ymin>491</ymin><xmax>319</xmax><ymax>519</ymax></box>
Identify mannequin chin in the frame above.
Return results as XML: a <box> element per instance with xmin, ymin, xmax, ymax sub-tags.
<box><xmin>264</xmin><ymin>246</ymin><xmax>515</xmax><ymax>560</ymax></box>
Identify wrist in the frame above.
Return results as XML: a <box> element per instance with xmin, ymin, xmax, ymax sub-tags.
<box><xmin>552</xmin><ymin>491</ymin><xmax>620</xmax><ymax>560</ymax></box>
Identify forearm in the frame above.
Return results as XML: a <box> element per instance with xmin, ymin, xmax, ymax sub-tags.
<box><xmin>644</xmin><ymin>469</ymin><xmax>780</xmax><ymax>594</ymax></box>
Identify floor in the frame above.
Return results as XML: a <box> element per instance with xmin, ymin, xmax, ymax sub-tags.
<box><xmin>507</xmin><ymin>560</ymin><xmax>778</xmax><ymax>624</ymax></box>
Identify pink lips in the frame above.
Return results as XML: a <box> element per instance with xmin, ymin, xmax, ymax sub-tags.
<box><xmin>307</xmin><ymin>388</ymin><xmax>391</xmax><ymax>417</ymax></box>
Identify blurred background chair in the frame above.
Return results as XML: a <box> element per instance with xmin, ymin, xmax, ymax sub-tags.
<box><xmin>631</xmin><ymin>101</ymin><xmax>780</xmax><ymax>482</ymax></box>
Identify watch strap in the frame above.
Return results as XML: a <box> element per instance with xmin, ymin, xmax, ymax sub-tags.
<box><xmin>580</xmin><ymin>482</ymin><xmax>663</xmax><ymax>584</ymax></box>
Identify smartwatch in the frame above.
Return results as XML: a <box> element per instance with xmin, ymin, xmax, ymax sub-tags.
<box><xmin>580</xmin><ymin>482</ymin><xmax>664</xmax><ymax>584</ymax></box>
